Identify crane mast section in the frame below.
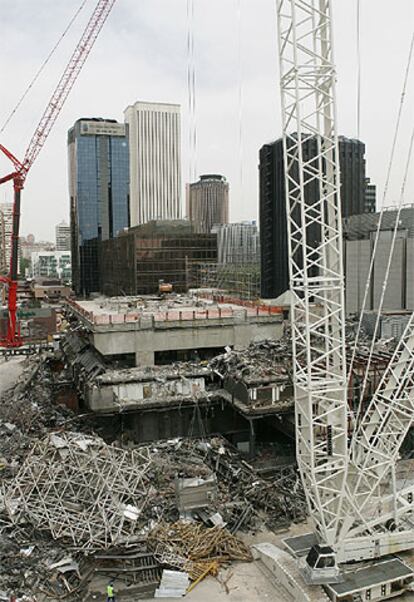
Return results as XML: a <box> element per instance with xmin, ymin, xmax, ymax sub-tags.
<box><xmin>22</xmin><ymin>0</ymin><xmax>116</xmax><ymax>176</ymax></box>
<box><xmin>276</xmin><ymin>0</ymin><xmax>348</xmax><ymax>547</ymax></box>
<box><xmin>339</xmin><ymin>312</ymin><xmax>414</xmax><ymax>540</ymax></box>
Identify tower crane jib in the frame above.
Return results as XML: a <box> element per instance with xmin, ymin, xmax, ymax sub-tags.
<box><xmin>0</xmin><ymin>0</ymin><xmax>117</xmax><ymax>347</ymax></box>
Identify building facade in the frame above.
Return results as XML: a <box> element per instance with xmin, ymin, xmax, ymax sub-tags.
<box><xmin>212</xmin><ymin>221</ymin><xmax>260</xmax><ymax>265</ymax></box>
<box><xmin>125</xmin><ymin>101</ymin><xmax>181</xmax><ymax>226</ymax></box>
<box><xmin>20</xmin><ymin>238</ymin><xmax>55</xmax><ymax>261</ymax></box>
<box><xmin>31</xmin><ymin>251</ymin><xmax>72</xmax><ymax>282</ymax></box>
<box><xmin>100</xmin><ymin>220</ymin><xmax>217</xmax><ymax>296</ymax></box>
<box><xmin>0</xmin><ymin>202</ymin><xmax>13</xmax><ymax>274</ymax></box>
<box><xmin>55</xmin><ymin>220</ymin><xmax>71</xmax><ymax>251</ymax></box>
<box><xmin>188</xmin><ymin>174</ymin><xmax>229</xmax><ymax>234</ymax></box>
<box><xmin>68</xmin><ymin>118</ymin><xmax>130</xmax><ymax>295</ymax></box>
<box><xmin>344</xmin><ymin>207</ymin><xmax>414</xmax><ymax>313</ymax></box>
<box><xmin>364</xmin><ymin>177</ymin><xmax>376</xmax><ymax>213</ymax></box>
<box><xmin>259</xmin><ymin>135</ymin><xmax>371</xmax><ymax>299</ymax></box>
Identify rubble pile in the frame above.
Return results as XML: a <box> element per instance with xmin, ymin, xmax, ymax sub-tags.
<box><xmin>5</xmin><ymin>432</ymin><xmax>153</xmax><ymax>550</ymax></box>
<box><xmin>0</xmin><ymin>357</ymin><xmax>92</xmax><ymax>477</ymax></box>
<box><xmin>148</xmin><ymin>521</ymin><xmax>252</xmax><ymax>580</ymax></box>
<box><xmin>145</xmin><ymin>437</ymin><xmax>307</xmax><ymax>531</ymax></box>
<box><xmin>209</xmin><ymin>339</ymin><xmax>292</xmax><ymax>383</ymax></box>
<box><xmin>0</xmin><ymin>355</ymin><xmax>305</xmax><ymax>600</ymax></box>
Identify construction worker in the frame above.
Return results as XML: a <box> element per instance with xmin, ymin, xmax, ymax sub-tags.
<box><xmin>106</xmin><ymin>581</ymin><xmax>115</xmax><ymax>602</ymax></box>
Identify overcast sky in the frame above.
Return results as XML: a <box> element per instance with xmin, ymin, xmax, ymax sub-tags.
<box><xmin>1</xmin><ymin>0</ymin><xmax>414</xmax><ymax>240</ymax></box>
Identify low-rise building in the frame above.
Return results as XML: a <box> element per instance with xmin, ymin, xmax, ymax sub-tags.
<box><xmin>31</xmin><ymin>278</ymin><xmax>72</xmax><ymax>301</ymax></box>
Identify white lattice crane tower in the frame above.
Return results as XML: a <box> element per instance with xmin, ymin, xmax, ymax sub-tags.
<box><xmin>276</xmin><ymin>0</ymin><xmax>347</xmax><ymax>549</ymax></box>
<box><xmin>276</xmin><ymin>0</ymin><xmax>414</xmax><ymax>579</ymax></box>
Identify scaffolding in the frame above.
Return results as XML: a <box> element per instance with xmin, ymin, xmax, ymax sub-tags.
<box><xmin>195</xmin><ymin>261</ymin><xmax>261</xmax><ymax>301</ymax></box>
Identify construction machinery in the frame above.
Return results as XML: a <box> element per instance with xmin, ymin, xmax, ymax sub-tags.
<box><xmin>272</xmin><ymin>0</ymin><xmax>414</xmax><ymax>599</ymax></box>
<box><xmin>0</xmin><ymin>0</ymin><xmax>116</xmax><ymax>347</ymax></box>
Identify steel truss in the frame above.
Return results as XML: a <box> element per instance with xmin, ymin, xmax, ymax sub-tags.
<box><xmin>277</xmin><ymin>0</ymin><xmax>414</xmax><ymax>563</ymax></box>
<box><xmin>339</xmin><ymin>313</ymin><xmax>414</xmax><ymax>546</ymax></box>
<box><xmin>5</xmin><ymin>432</ymin><xmax>152</xmax><ymax>550</ymax></box>
<box><xmin>276</xmin><ymin>0</ymin><xmax>348</xmax><ymax>547</ymax></box>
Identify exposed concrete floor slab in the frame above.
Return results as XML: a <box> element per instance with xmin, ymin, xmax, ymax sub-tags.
<box><xmin>0</xmin><ymin>357</ymin><xmax>26</xmax><ymax>396</ymax></box>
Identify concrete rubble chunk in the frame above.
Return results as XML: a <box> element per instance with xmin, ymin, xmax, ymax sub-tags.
<box><xmin>154</xmin><ymin>569</ymin><xmax>190</xmax><ymax>598</ymax></box>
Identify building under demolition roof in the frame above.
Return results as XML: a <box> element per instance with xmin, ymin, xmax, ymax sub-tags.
<box><xmin>65</xmin><ymin>292</ymin><xmax>284</xmax><ymax>368</ymax></box>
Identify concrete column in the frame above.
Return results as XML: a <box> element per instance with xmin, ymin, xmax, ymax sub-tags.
<box><xmin>135</xmin><ymin>349</ymin><xmax>155</xmax><ymax>366</ymax></box>
<box><xmin>248</xmin><ymin>418</ymin><xmax>256</xmax><ymax>459</ymax></box>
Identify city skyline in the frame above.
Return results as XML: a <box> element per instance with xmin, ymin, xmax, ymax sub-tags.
<box><xmin>1</xmin><ymin>1</ymin><xmax>414</xmax><ymax>241</ymax></box>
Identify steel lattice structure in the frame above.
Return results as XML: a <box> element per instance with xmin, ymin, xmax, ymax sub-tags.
<box><xmin>5</xmin><ymin>432</ymin><xmax>152</xmax><ymax>550</ymax></box>
<box><xmin>277</xmin><ymin>0</ymin><xmax>414</xmax><ymax>567</ymax></box>
<box><xmin>0</xmin><ymin>0</ymin><xmax>117</xmax><ymax>347</ymax></box>
<box><xmin>276</xmin><ymin>0</ymin><xmax>348</xmax><ymax>547</ymax></box>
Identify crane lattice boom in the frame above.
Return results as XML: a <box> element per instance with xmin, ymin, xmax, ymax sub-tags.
<box><xmin>0</xmin><ymin>0</ymin><xmax>117</xmax><ymax>347</ymax></box>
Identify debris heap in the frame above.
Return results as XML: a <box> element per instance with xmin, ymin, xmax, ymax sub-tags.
<box><xmin>149</xmin><ymin>521</ymin><xmax>252</xmax><ymax>580</ymax></box>
<box><xmin>5</xmin><ymin>432</ymin><xmax>152</xmax><ymax>550</ymax></box>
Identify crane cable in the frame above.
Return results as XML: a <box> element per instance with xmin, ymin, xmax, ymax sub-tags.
<box><xmin>347</xmin><ymin>32</ymin><xmax>414</xmax><ymax>402</ymax></box>
<box><xmin>0</xmin><ymin>0</ymin><xmax>89</xmax><ymax>136</ymax></box>
<box><xmin>356</xmin><ymin>0</ymin><xmax>361</xmax><ymax>139</ymax></box>
<box><xmin>237</xmin><ymin>0</ymin><xmax>244</xmax><ymax>212</ymax></box>
<box><xmin>186</xmin><ymin>0</ymin><xmax>197</xmax><ymax>185</ymax></box>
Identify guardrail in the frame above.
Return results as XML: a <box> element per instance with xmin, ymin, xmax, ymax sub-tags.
<box><xmin>65</xmin><ymin>298</ymin><xmax>280</xmax><ymax>327</ymax></box>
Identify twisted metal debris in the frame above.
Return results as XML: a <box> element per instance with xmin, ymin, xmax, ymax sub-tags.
<box><xmin>5</xmin><ymin>432</ymin><xmax>152</xmax><ymax>550</ymax></box>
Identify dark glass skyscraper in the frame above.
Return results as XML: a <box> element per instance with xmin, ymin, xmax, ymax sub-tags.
<box><xmin>68</xmin><ymin>118</ymin><xmax>130</xmax><ymax>295</ymax></box>
<box><xmin>259</xmin><ymin>135</ymin><xmax>369</xmax><ymax>299</ymax></box>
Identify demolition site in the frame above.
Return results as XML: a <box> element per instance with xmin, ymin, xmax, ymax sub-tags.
<box><xmin>2</xmin><ymin>291</ymin><xmax>414</xmax><ymax>602</ymax></box>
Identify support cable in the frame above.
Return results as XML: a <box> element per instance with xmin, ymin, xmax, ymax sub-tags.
<box><xmin>347</xmin><ymin>32</ymin><xmax>414</xmax><ymax>397</ymax></box>
<box><xmin>237</xmin><ymin>0</ymin><xmax>244</xmax><ymax>211</ymax></box>
<box><xmin>356</xmin><ymin>0</ymin><xmax>361</xmax><ymax>139</ymax></box>
<box><xmin>0</xmin><ymin>0</ymin><xmax>89</xmax><ymax>135</ymax></box>
<box><xmin>186</xmin><ymin>0</ymin><xmax>197</xmax><ymax>185</ymax></box>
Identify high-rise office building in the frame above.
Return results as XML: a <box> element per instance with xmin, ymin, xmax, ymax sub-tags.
<box><xmin>68</xmin><ymin>118</ymin><xmax>130</xmax><ymax>295</ymax></box>
<box><xmin>188</xmin><ymin>174</ymin><xmax>229</xmax><ymax>234</ymax></box>
<box><xmin>55</xmin><ymin>220</ymin><xmax>71</xmax><ymax>251</ymax></box>
<box><xmin>0</xmin><ymin>202</ymin><xmax>13</xmax><ymax>274</ymax></box>
<box><xmin>364</xmin><ymin>177</ymin><xmax>376</xmax><ymax>213</ymax></box>
<box><xmin>124</xmin><ymin>101</ymin><xmax>181</xmax><ymax>226</ymax></box>
<box><xmin>259</xmin><ymin>136</ymin><xmax>369</xmax><ymax>299</ymax></box>
<box><xmin>212</xmin><ymin>221</ymin><xmax>260</xmax><ymax>265</ymax></box>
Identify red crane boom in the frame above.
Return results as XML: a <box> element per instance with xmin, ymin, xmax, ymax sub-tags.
<box><xmin>0</xmin><ymin>0</ymin><xmax>117</xmax><ymax>347</ymax></box>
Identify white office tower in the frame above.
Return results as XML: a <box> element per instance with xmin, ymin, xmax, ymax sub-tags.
<box><xmin>0</xmin><ymin>202</ymin><xmax>13</xmax><ymax>274</ymax></box>
<box><xmin>125</xmin><ymin>101</ymin><xmax>182</xmax><ymax>226</ymax></box>
<box><xmin>55</xmin><ymin>220</ymin><xmax>71</xmax><ymax>251</ymax></box>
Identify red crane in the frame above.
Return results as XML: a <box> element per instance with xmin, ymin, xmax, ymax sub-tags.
<box><xmin>0</xmin><ymin>0</ymin><xmax>117</xmax><ymax>347</ymax></box>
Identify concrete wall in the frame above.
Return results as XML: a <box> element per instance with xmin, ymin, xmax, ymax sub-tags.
<box><xmin>373</xmin><ymin>238</ymin><xmax>404</xmax><ymax>311</ymax></box>
<box><xmin>406</xmin><ymin>239</ymin><xmax>414</xmax><ymax>310</ymax></box>
<box><xmin>345</xmin><ymin>239</ymin><xmax>371</xmax><ymax>314</ymax></box>
<box><xmin>87</xmin><ymin>376</ymin><xmax>206</xmax><ymax>412</ymax></box>
<box><xmin>90</xmin><ymin>316</ymin><xmax>283</xmax><ymax>366</ymax></box>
